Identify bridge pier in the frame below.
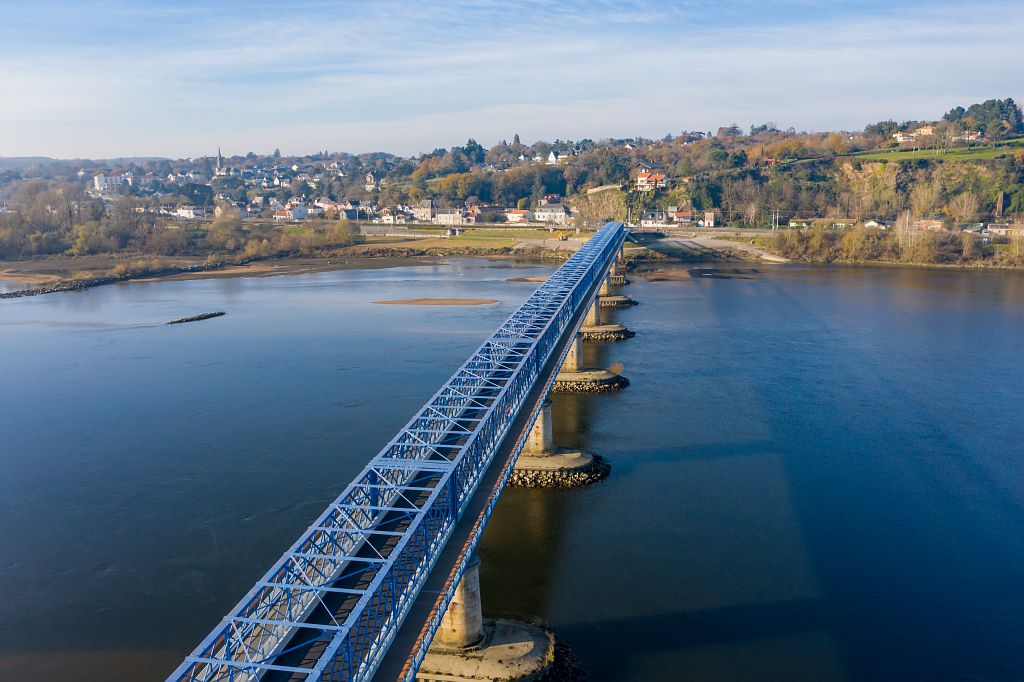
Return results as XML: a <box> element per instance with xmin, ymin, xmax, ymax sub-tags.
<box><xmin>598</xmin><ymin>272</ymin><xmax>635</xmax><ymax>305</ymax></box>
<box><xmin>599</xmin><ymin>293</ymin><xmax>637</xmax><ymax>308</ymax></box>
<box><xmin>511</xmin><ymin>400</ymin><xmax>609</xmax><ymax>487</ymax></box>
<box><xmin>552</xmin><ymin>334</ymin><xmax>628</xmax><ymax>393</ymax></box>
<box><xmin>579</xmin><ymin>299</ymin><xmax>634</xmax><ymax>342</ymax></box>
<box><xmin>609</xmin><ymin>246</ymin><xmax>630</xmax><ymax>285</ymax></box>
<box><xmin>418</xmin><ymin>555</ymin><xmax>554</xmax><ymax>682</ymax></box>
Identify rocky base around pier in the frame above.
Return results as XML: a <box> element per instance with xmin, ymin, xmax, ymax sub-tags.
<box><xmin>538</xmin><ymin>638</ymin><xmax>589</xmax><ymax>682</ymax></box>
<box><xmin>418</xmin><ymin>619</ymin><xmax>554</xmax><ymax>682</ymax></box>
<box><xmin>551</xmin><ymin>369</ymin><xmax>629</xmax><ymax>393</ymax></box>
<box><xmin>578</xmin><ymin>324</ymin><xmax>635</xmax><ymax>342</ymax></box>
<box><xmin>510</xmin><ymin>452</ymin><xmax>610</xmax><ymax>488</ymax></box>
<box><xmin>598</xmin><ymin>295</ymin><xmax>637</xmax><ymax>308</ymax></box>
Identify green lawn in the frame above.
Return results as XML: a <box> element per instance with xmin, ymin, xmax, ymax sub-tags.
<box><xmin>847</xmin><ymin>139</ymin><xmax>1023</xmax><ymax>162</ymax></box>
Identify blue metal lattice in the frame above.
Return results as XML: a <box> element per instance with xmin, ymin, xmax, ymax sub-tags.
<box><xmin>168</xmin><ymin>222</ymin><xmax>627</xmax><ymax>682</ymax></box>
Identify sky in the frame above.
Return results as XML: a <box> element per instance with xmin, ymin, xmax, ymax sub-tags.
<box><xmin>0</xmin><ymin>0</ymin><xmax>1021</xmax><ymax>159</ymax></box>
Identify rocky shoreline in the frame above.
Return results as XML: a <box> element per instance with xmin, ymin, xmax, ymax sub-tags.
<box><xmin>509</xmin><ymin>454</ymin><xmax>610</xmax><ymax>488</ymax></box>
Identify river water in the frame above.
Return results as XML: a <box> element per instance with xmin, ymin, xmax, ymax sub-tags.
<box><xmin>0</xmin><ymin>260</ymin><xmax>1022</xmax><ymax>681</ymax></box>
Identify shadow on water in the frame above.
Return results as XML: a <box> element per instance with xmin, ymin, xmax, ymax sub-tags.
<box><xmin>555</xmin><ymin>598</ymin><xmax>844</xmax><ymax>682</ymax></box>
<box><xmin>478</xmin><ymin>309</ymin><xmax>625</xmax><ymax>619</ymax></box>
<box><xmin>479</xmin><ymin>265</ymin><xmax>1024</xmax><ymax>682</ymax></box>
<box><xmin>694</xmin><ymin>267</ymin><xmax>1024</xmax><ymax>681</ymax></box>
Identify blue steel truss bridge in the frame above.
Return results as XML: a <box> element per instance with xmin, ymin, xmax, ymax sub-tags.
<box><xmin>168</xmin><ymin>221</ymin><xmax>629</xmax><ymax>682</ymax></box>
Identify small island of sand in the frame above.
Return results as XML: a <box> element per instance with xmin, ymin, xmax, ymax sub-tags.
<box><xmin>373</xmin><ymin>298</ymin><xmax>498</xmax><ymax>306</ymax></box>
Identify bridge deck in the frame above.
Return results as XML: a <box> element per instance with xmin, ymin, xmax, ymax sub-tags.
<box><xmin>168</xmin><ymin>222</ymin><xmax>627</xmax><ymax>682</ymax></box>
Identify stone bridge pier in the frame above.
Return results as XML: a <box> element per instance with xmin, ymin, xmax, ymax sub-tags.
<box><xmin>552</xmin><ymin>333</ymin><xmax>629</xmax><ymax>393</ymax></box>
<box><xmin>598</xmin><ymin>272</ymin><xmax>637</xmax><ymax>308</ymax></box>
<box><xmin>418</xmin><ymin>555</ymin><xmax>554</xmax><ymax>682</ymax></box>
<box><xmin>580</xmin><ymin>294</ymin><xmax>634</xmax><ymax>342</ymax></box>
<box><xmin>511</xmin><ymin>399</ymin><xmax>610</xmax><ymax>487</ymax></box>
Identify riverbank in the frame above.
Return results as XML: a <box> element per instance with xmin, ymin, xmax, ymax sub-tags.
<box><xmin>636</xmin><ymin>229</ymin><xmax>1024</xmax><ymax>270</ymax></box>
<box><xmin>0</xmin><ymin>242</ymin><xmax>572</xmax><ymax>299</ymax></box>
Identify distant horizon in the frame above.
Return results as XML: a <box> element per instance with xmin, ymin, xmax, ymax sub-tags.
<box><xmin>2</xmin><ymin>0</ymin><xmax>1021</xmax><ymax>159</ymax></box>
<box><xmin>1</xmin><ymin>98</ymin><xmax>1020</xmax><ymax>165</ymax></box>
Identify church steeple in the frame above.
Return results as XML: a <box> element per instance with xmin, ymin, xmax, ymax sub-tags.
<box><xmin>216</xmin><ymin>147</ymin><xmax>223</xmax><ymax>171</ymax></box>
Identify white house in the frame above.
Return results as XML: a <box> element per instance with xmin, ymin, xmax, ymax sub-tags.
<box><xmin>413</xmin><ymin>199</ymin><xmax>436</xmax><ymax>222</ymax></box>
<box><xmin>505</xmin><ymin>209</ymin><xmax>532</xmax><ymax>223</ymax></box>
<box><xmin>640</xmin><ymin>210</ymin><xmax>670</xmax><ymax>228</ymax></box>
<box><xmin>533</xmin><ymin>202</ymin><xmax>569</xmax><ymax>225</ymax></box>
<box><xmin>176</xmin><ymin>205</ymin><xmax>205</xmax><ymax>219</ymax></box>
<box><xmin>433</xmin><ymin>208</ymin><xmax>466</xmax><ymax>225</ymax></box>
<box><xmin>93</xmin><ymin>173</ymin><xmax>130</xmax><ymax>192</ymax></box>
<box><xmin>634</xmin><ymin>173</ymin><xmax>667</xmax><ymax>192</ymax></box>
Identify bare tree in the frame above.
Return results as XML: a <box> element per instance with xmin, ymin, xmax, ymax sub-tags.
<box><xmin>947</xmin><ymin>192</ymin><xmax>980</xmax><ymax>225</ymax></box>
<box><xmin>910</xmin><ymin>180</ymin><xmax>941</xmax><ymax>218</ymax></box>
<box><xmin>894</xmin><ymin>210</ymin><xmax>915</xmax><ymax>259</ymax></box>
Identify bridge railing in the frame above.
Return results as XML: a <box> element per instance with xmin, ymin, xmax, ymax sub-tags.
<box><xmin>169</xmin><ymin>222</ymin><xmax>626</xmax><ymax>682</ymax></box>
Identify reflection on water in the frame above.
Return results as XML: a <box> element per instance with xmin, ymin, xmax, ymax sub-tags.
<box><xmin>2</xmin><ymin>261</ymin><xmax>1023</xmax><ymax>681</ymax></box>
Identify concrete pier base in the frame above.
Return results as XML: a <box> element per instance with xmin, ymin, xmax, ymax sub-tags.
<box><xmin>511</xmin><ymin>449</ymin><xmax>610</xmax><ymax>487</ymax></box>
<box><xmin>420</xmin><ymin>556</ymin><xmax>554</xmax><ymax>681</ymax></box>
<box><xmin>609</xmin><ymin>274</ymin><xmax>629</xmax><ymax>286</ymax></box>
<box><xmin>552</xmin><ymin>369</ymin><xmax>629</xmax><ymax>393</ymax></box>
<box><xmin>579</xmin><ymin>323</ymin><xmax>635</xmax><ymax>342</ymax></box>
<box><xmin>579</xmin><ymin>299</ymin><xmax>634</xmax><ymax>341</ymax></box>
<box><xmin>598</xmin><ymin>294</ymin><xmax>637</xmax><ymax>308</ymax></box>
<box><xmin>512</xmin><ymin>399</ymin><xmax>610</xmax><ymax>486</ymax></box>
<box><xmin>417</xmin><ymin>619</ymin><xmax>554</xmax><ymax>682</ymax></box>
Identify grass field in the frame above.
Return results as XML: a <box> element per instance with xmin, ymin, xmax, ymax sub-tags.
<box><xmin>847</xmin><ymin>139</ymin><xmax>1024</xmax><ymax>162</ymax></box>
<box><xmin>360</xmin><ymin>236</ymin><xmax>520</xmax><ymax>249</ymax></box>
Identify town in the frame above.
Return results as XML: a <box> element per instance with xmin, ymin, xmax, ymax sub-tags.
<box><xmin>1</xmin><ymin>97</ymin><xmax>1022</xmax><ymax>269</ymax></box>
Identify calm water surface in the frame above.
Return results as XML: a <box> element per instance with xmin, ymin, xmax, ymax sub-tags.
<box><xmin>1</xmin><ymin>260</ymin><xmax>1022</xmax><ymax>681</ymax></box>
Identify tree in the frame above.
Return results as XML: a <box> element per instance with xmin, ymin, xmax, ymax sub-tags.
<box><xmin>947</xmin><ymin>192</ymin><xmax>980</xmax><ymax>225</ymax></box>
<box><xmin>743</xmin><ymin>200</ymin><xmax>761</xmax><ymax>226</ymax></box>
<box><xmin>894</xmin><ymin>210</ymin><xmax>915</xmax><ymax>259</ymax></box>
<box><xmin>864</xmin><ymin>120</ymin><xmax>900</xmax><ymax>139</ymax></box>
<box><xmin>910</xmin><ymin>180</ymin><xmax>941</xmax><ymax>218</ymax></box>
<box><xmin>180</xmin><ymin>183</ymin><xmax>214</xmax><ymax>210</ymax></box>
<box><xmin>207</xmin><ymin>205</ymin><xmax>244</xmax><ymax>251</ymax></box>
<box><xmin>943</xmin><ymin>98</ymin><xmax>1023</xmax><ymax>138</ymax></box>
<box><xmin>959</xmin><ymin>231</ymin><xmax>978</xmax><ymax>261</ymax></box>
